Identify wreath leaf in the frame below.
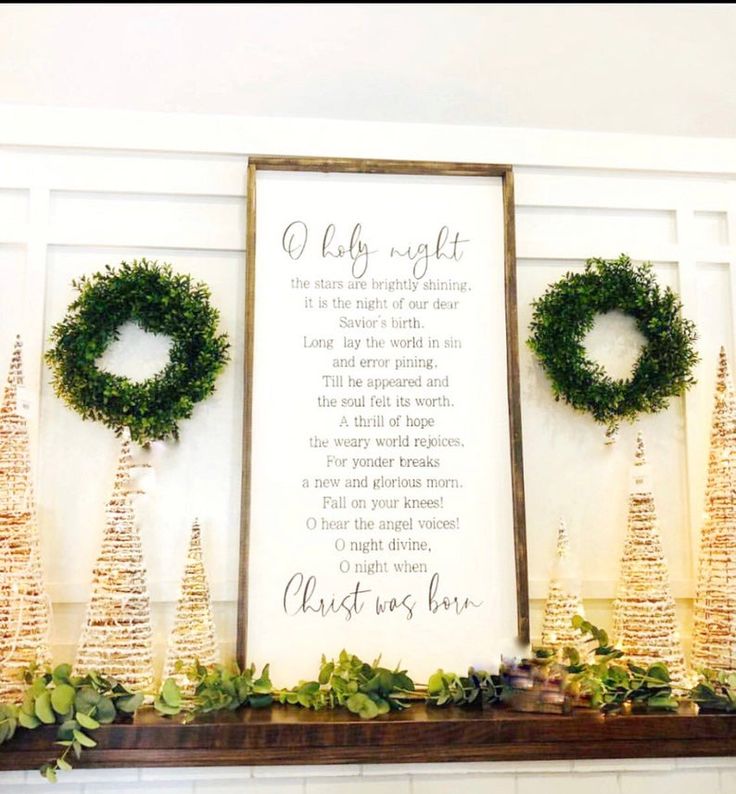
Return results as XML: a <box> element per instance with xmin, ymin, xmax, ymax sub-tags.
<box><xmin>45</xmin><ymin>259</ymin><xmax>230</xmax><ymax>444</ymax></box>
<box><xmin>527</xmin><ymin>255</ymin><xmax>698</xmax><ymax>435</ymax></box>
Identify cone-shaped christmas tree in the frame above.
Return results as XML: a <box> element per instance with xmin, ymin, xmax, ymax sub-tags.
<box><xmin>162</xmin><ymin>519</ymin><xmax>219</xmax><ymax>693</ymax></box>
<box><xmin>540</xmin><ymin>519</ymin><xmax>587</xmax><ymax>655</ymax></box>
<box><xmin>0</xmin><ymin>336</ymin><xmax>52</xmax><ymax>702</ymax></box>
<box><xmin>74</xmin><ymin>429</ymin><xmax>154</xmax><ymax>692</ymax></box>
<box><xmin>613</xmin><ymin>433</ymin><xmax>687</xmax><ymax>684</ymax></box>
<box><xmin>692</xmin><ymin>348</ymin><xmax>736</xmax><ymax>672</ymax></box>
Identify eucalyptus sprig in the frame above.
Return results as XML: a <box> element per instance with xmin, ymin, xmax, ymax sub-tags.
<box><xmin>426</xmin><ymin>668</ymin><xmax>501</xmax><ymax>707</ymax></box>
<box><xmin>276</xmin><ymin>650</ymin><xmax>415</xmax><ymax>719</ymax></box>
<box><xmin>562</xmin><ymin>616</ymin><xmax>679</xmax><ymax>713</ymax></box>
<box><xmin>155</xmin><ymin>661</ymin><xmax>273</xmax><ymax>720</ymax></box>
<box><xmin>690</xmin><ymin>670</ymin><xmax>736</xmax><ymax>713</ymax></box>
<box><xmin>1</xmin><ymin>664</ymin><xmax>144</xmax><ymax>782</ymax></box>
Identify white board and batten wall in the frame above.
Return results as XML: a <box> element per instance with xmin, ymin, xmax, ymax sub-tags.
<box><xmin>0</xmin><ymin>106</ymin><xmax>736</xmax><ymax>791</ymax></box>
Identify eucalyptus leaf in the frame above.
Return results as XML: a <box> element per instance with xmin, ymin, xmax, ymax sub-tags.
<box><xmin>51</xmin><ymin>683</ymin><xmax>76</xmax><ymax>716</ymax></box>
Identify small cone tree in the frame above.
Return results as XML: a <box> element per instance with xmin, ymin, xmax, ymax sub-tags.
<box><xmin>540</xmin><ymin>519</ymin><xmax>587</xmax><ymax>656</ymax></box>
<box><xmin>162</xmin><ymin>519</ymin><xmax>219</xmax><ymax>694</ymax></box>
<box><xmin>0</xmin><ymin>337</ymin><xmax>52</xmax><ymax>702</ymax></box>
<box><xmin>73</xmin><ymin>429</ymin><xmax>154</xmax><ymax>692</ymax></box>
<box><xmin>613</xmin><ymin>432</ymin><xmax>688</xmax><ymax>685</ymax></box>
<box><xmin>692</xmin><ymin>347</ymin><xmax>736</xmax><ymax>672</ymax></box>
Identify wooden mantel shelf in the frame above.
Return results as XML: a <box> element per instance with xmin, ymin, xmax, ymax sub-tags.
<box><xmin>3</xmin><ymin>704</ymin><xmax>736</xmax><ymax>769</ymax></box>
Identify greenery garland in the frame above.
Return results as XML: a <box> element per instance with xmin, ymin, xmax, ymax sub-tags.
<box><xmin>4</xmin><ymin>619</ymin><xmax>734</xmax><ymax>781</ymax></box>
<box><xmin>527</xmin><ymin>255</ymin><xmax>698</xmax><ymax>437</ymax></box>
<box><xmin>46</xmin><ymin>260</ymin><xmax>230</xmax><ymax>444</ymax></box>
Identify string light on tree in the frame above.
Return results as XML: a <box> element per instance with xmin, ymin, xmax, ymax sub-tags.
<box><xmin>73</xmin><ymin>429</ymin><xmax>154</xmax><ymax>693</ymax></box>
<box><xmin>0</xmin><ymin>336</ymin><xmax>52</xmax><ymax>702</ymax></box>
<box><xmin>612</xmin><ymin>432</ymin><xmax>688</xmax><ymax>685</ymax></box>
<box><xmin>692</xmin><ymin>347</ymin><xmax>736</xmax><ymax>673</ymax></box>
<box><xmin>162</xmin><ymin>519</ymin><xmax>220</xmax><ymax>695</ymax></box>
<box><xmin>540</xmin><ymin>519</ymin><xmax>587</xmax><ymax>656</ymax></box>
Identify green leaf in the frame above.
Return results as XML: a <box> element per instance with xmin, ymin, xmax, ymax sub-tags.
<box><xmin>95</xmin><ymin>696</ymin><xmax>116</xmax><ymax>724</ymax></box>
<box><xmin>153</xmin><ymin>697</ymin><xmax>181</xmax><ymax>716</ymax></box>
<box><xmin>427</xmin><ymin>671</ymin><xmax>446</xmax><ymax>696</ymax></box>
<box><xmin>115</xmin><ymin>693</ymin><xmax>144</xmax><ymax>714</ymax></box>
<box><xmin>319</xmin><ymin>662</ymin><xmax>334</xmax><ymax>685</ymax></box>
<box><xmin>57</xmin><ymin>757</ymin><xmax>73</xmax><ymax>771</ymax></box>
<box><xmin>72</xmin><ymin>729</ymin><xmax>97</xmax><ymax>748</ymax></box>
<box><xmin>57</xmin><ymin>719</ymin><xmax>80</xmax><ymax>741</ymax></box>
<box><xmin>161</xmin><ymin>678</ymin><xmax>182</xmax><ymax>708</ymax></box>
<box><xmin>18</xmin><ymin>711</ymin><xmax>41</xmax><ymax>730</ymax></box>
<box><xmin>51</xmin><ymin>684</ymin><xmax>75</xmax><ymax>715</ymax></box>
<box><xmin>75</xmin><ymin>711</ymin><xmax>100</xmax><ymax>730</ymax></box>
<box><xmin>41</xmin><ymin>763</ymin><xmax>57</xmax><ymax>783</ymax></box>
<box><xmin>248</xmin><ymin>694</ymin><xmax>273</xmax><ymax>709</ymax></box>
<box><xmin>34</xmin><ymin>691</ymin><xmax>56</xmax><ymax>725</ymax></box>
<box><xmin>52</xmin><ymin>664</ymin><xmax>72</xmax><ymax>685</ymax></box>
<box><xmin>75</xmin><ymin>686</ymin><xmax>101</xmax><ymax>713</ymax></box>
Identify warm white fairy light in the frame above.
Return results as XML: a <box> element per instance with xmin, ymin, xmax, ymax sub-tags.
<box><xmin>692</xmin><ymin>347</ymin><xmax>736</xmax><ymax>673</ymax></box>
<box><xmin>162</xmin><ymin>519</ymin><xmax>220</xmax><ymax>695</ymax></box>
<box><xmin>540</xmin><ymin>519</ymin><xmax>587</xmax><ymax>656</ymax></box>
<box><xmin>73</xmin><ymin>429</ymin><xmax>154</xmax><ymax>692</ymax></box>
<box><xmin>613</xmin><ymin>432</ymin><xmax>688</xmax><ymax>685</ymax></box>
<box><xmin>0</xmin><ymin>336</ymin><xmax>52</xmax><ymax>702</ymax></box>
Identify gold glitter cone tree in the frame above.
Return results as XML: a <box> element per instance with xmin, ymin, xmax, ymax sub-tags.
<box><xmin>613</xmin><ymin>433</ymin><xmax>687</xmax><ymax>684</ymax></box>
<box><xmin>74</xmin><ymin>429</ymin><xmax>154</xmax><ymax>692</ymax></box>
<box><xmin>162</xmin><ymin>519</ymin><xmax>219</xmax><ymax>693</ymax></box>
<box><xmin>540</xmin><ymin>519</ymin><xmax>587</xmax><ymax>656</ymax></box>
<box><xmin>0</xmin><ymin>336</ymin><xmax>52</xmax><ymax>702</ymax></box>
<box><xmin>692</xmin><ymin>348</ymin><xmax>736</xmax><ymax>672</ymax></box>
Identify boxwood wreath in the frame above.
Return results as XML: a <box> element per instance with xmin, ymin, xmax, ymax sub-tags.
<box><xmin>527</xmin><ymin>255</ymin><xmax>698</xmax><ymax>438</ymax></box>
<box><xmin>45</xmin><ymin>259</ymin><xmax>230</xmax><ymax>445</ymax></box>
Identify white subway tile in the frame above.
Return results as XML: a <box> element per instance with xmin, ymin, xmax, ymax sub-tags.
<box><xmin>83</xmin><ymin>783</ymin><xmax>195</xmax><ymax>794</ymax></box>
<box><xmin>0</xmin><ymin>771</ymin><xmax>27</xmax><ymax>783</ymax></box>
<box><xmin>518</xmin><ymin>773</ymin><xmax>619</xmax><ymax>794</ymax></box>
<box><xmin>20</xmin><ymin>769</ymin><xmax>134</xmax><ymax>786</ymax></box>
<box><xmin>306</xmin><ymin>777</ymin><xmax>410</xmax><ymax>794</ymax></box>
<box><xmin>362</xmin><ymin>762</ymin><xmax>512</xmax><ymax>776</ymax></box>
<box><xmin>31</xmin><ymin>768</ymin><xmax>139</xmax><ymax>784</ymax></box>
<box><xmin>1</xmin><ymin>786</ymin><xmax>80</xmax><ymax>794</ymax></box>
<box><xmin>479</xmin><ymin>760</ymin><xmax>575</xmax><ymax>774</ymax></box>
<box><xmin>619</xmin><ymin>770</ymin><xmax>720</xmax><ymax>794</ymax></box>
<box><xmin>253</xmin><ymin>765</ymin><xmax>359</xmax><ymax>778</ymax></box>
<box><xmin>574</xmin><ymin>758</ymin><xmax>677</xmax><ymax>773</ymax></box>
<box><xmin>412</xmin><ymin>774</ymin><xmax>515</xmax><ymax>794</ymax></box>
<box><xmin>721</xmin><ymin>770</ymin><xmax>736</xmax><ymax>792</ymax></box>
<box><xmin>195</xmin><ymin>781</ymin><xmax>304</xmax><ymax>794</ymax></box>
<box><xmin>360</xmin><ymin>764</ymin><xmax>414</xmax><ymax>776</ymax></box>
<box><xmin>676</xmin><ymin>757</ymin><xmax>736</xmax><ymax>769</ymax></box>
<box><xmin>140</xmin><ymin>767</ymin><xmax>252</xmax><ymax>781</ymax></box>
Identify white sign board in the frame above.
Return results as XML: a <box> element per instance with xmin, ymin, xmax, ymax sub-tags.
<box><xmin>242</xmin><ymin>159</ymin><xmax>527</xmax><ymax>684</ymax></box>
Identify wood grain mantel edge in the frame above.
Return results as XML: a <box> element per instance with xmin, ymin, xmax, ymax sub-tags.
<box><xmin>2</xmin><ymin>705</ymin><xmax>736</xmax><ymax>770</ymax></box>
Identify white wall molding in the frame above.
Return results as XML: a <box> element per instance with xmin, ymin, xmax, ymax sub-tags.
<box><xmin>1</xmin><ymin>104</ymin><xmax>736</xmax><ymax>174</ymax></box>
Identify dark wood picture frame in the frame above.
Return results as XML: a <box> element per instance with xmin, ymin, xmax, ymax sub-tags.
<box><xmin>237</xmin><ymin>156</ymin><xmax>529</xmax><ymax>668</ymax></box>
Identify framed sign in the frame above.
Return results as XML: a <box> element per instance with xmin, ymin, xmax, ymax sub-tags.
<box><xmin>238</xmin><ymin>157</ymin><xmax>528</xmax><ymax>683</ymax></box>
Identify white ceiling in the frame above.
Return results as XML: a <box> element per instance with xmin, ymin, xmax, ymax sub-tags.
<box><xmin>1</xmin><ymin>4</ymin><xmax>735</xmax><ymax>137</ymax></box>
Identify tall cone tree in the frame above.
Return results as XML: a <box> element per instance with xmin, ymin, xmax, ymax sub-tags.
<box><xmin>162</xmin><ymin>519</ymin><xmax>219</xmax><ymax>693</ymax></box>
<box><xmin>613</xmin><ymin>432</ymin><xmax>688</xmax><ymax>684</ymax></box>
<box><xmin>74</xmin><ymin>429</ymin><xmax>154</xmax><ymax>692</ymax></box>
<box><xmin>541</xmin><ymin>519</ymin><xmax>587</xmax><ymax>655</ymax></box>
<box><xmin>692</xmin><ymin>347</ymin><xmax>736</xmax><ymax>672</ymax></box>
<box><xmin>0</xmin><ymin>336</ymin><xmax>52</xmax><ymax>702</ymax></box>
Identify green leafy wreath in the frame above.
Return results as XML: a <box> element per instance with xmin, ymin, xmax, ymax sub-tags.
<box><xmin>46</xmin><ymin>259</ymin><xmax>230</xmax><ymax>444</ymax></box>
<box><xmin>527</xmin><ymin>255</ymin><xmax>698</xmax><ymax>437</ymax></box>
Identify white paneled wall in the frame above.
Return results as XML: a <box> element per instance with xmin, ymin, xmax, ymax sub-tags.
<box><xmin>1</xmin><ymin>107</ymin><xmax>736</xmax><ymax>790</ymax></box>
<box><xmin>0</xmin><ymin>133</ymin><xmax>734</xmax><ymax>660</ymax></box>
